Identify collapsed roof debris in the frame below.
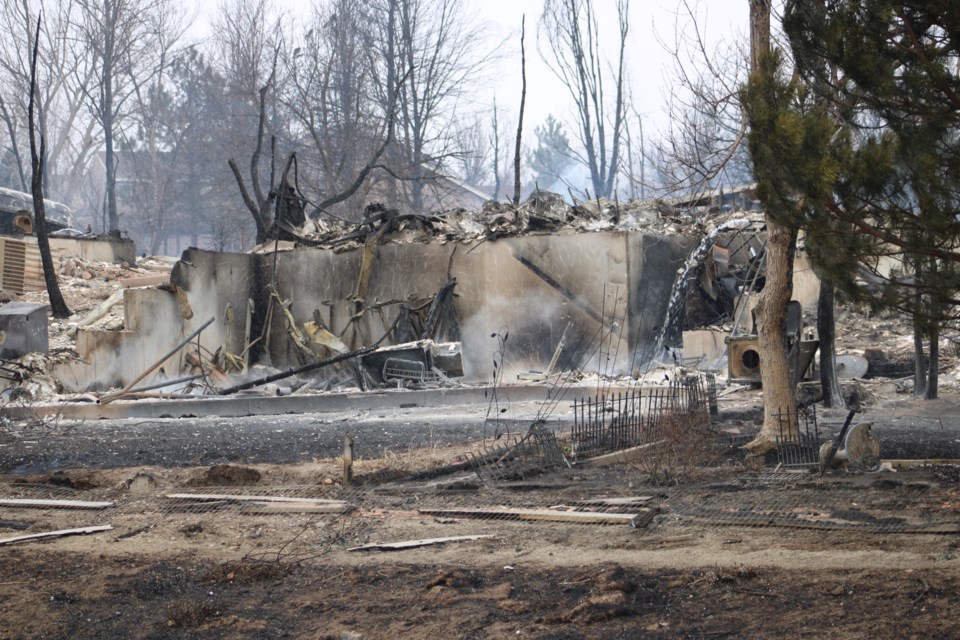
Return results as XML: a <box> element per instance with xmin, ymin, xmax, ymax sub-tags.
<box><xmin>278</xmin><ymin>190</ymin><xmax>693</xmax><ymax>251</ymax></box>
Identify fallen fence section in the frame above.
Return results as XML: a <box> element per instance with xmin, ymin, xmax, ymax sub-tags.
<box><xmin>467</xmin><ymin>420</ymin><xmax>569</xmax><ymax>484</ymax></box>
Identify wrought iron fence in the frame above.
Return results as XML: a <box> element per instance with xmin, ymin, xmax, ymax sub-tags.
<box><xmin>571</xmin><ymin>375</ymin><xmax>711</xmax><ymax>458</ymax></box>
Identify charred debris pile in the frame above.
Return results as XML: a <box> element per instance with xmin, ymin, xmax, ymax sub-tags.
<box><xmin>0</xmin><ymin>190</ymin><xmax>770</xmax><ymax>405</ymax></box>
<box><xmin>275</xmin><ymin>190</ymin><xmax>709</xmax><ymax>249</ymax></box>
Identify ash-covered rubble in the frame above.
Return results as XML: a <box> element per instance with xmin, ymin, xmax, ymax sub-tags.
<box><xmin>286</xmin><ymin>190</ymin><xmax>699</xmax><ymax>250</ymax></box>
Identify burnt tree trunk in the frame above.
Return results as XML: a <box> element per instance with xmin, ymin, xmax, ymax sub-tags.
<box><xmin>513</xmin><ymin>15</ymin><xmax>526</xmax><ymax>206</ymax></box>
<box><xmin>912</xmin><ymin>259</ymin><xmax>927</xmax><ymax>396</ymax></box>
<box><xmin>27</xmin><ymin>13</ymin><xmax>70</xmax><ymax>318</ymax></box>
<box><xmin>913</xmin><ymin>316</ymin><xmax>927</xmax><ymax>396</ymax></box>
<box><xmin>925</xmin><ymin>325</ymin><xmax>939</xmax><ymax>400</ymax></box>
<box><xmin>817</xmin><ymin>279</ymin><xmax>845</xmax><ymax>408</ymax></box>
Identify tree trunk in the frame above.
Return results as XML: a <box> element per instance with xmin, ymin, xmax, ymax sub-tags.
<box><xmin>0</xmin><ymin>97</ymin><xmax>27</xmax><ymax>191</ymax></box>
<box><xmin>512</xmin><ymin>15</ymin><xmax>526</xmax><ymax>206</ymax></box>
<box><xmin>103</xmin><ymin>1</ymin><xmax>118</xmax><ymax>232</ymax></box>
<box><xmin>746</xmin><ymin>220</ymin><xmax>797</xmax><ymax>453</ymax></box>
<box><xmin>749</xmin><ymin>0</ymin><xmax>771</xmax><ymax>69</ymax></box>
<box><xmin>925</xmin><ymin>325</ymin><xmax>939</xmax><ymax>400</ymax></box>
<box><xmin>744</xmin><ymin>0</ymin><xmax>791</xmax><ymax>454</ymax></box>
<box><xmin>913</xmin><ymin>317</ymin><xmax>927</xmax><ymax>396</ymax></box>
<box><xmin>27</xmin><ymin>14</ymin><xmax>70</xmax><ymax>318</ymax></box>
<box><xmin>817</xmin><ymin>279</ymin><xmax>845</xmax><ymax>408</ymax></box>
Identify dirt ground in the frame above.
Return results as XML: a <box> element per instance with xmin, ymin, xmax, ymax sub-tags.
<box><xmin>2</xmin><ymin>385</ymin><xmax>960</xmax><ymax>639</ymax></box>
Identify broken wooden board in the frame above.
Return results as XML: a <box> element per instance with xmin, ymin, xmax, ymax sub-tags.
<box><xmin>576</xmin><ymin>496</ymin><xmax>654</xmax><ymax>507</ymax></box>
<box><xmin>883</xmin><ymin>459</ymin><xmax>960</xmax><ymax>469</ymax></box>
<box><xmin>163</xmin><ymin>493</ymin><xmax>347</xmax><ymax>505</ymax></box>
<box><xmin>347</xmin><ymin>535</ymin><xmax>494</xmax><ymax>552</ymax></box>
<box><xmin>0</xmin><ymin>525</ymin><xmax>113</xmax><ymax>546</ymax></box>
<box><xmin>0</xmin><ymin>498</ymin><xmax>114</xmax><ymax>510</ymax></box>
<box><xmin>575</xmin><ymin>440</ymin><xmax>668</xmax><ymax>467</ymax></box>
<box><xmin>238</xmin><ymin>501</ymin><xmax>354</xmax><ymax>515</ymax></box>
<box><xmin>119</xmin><ymin>274</ymin><xmax>169</xmax><ymax>288</ymax></box>
<box><xmin>418</xmin><ymin>508</ymin><xmax>651</xmax><ymax>528</ymax></box>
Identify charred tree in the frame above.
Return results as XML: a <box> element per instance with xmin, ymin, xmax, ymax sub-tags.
<box><xmin>513</xmin><ymin>15</ymin><xmax>526</xmax><ymax>206</ymax></box>
<box><xmin>27</xmin><ymin>14</ymin><xmax>69</xmax><ymax>319</ymax></box>
<box><xmin>228</xmin><ymin>61</ymin><xmax>276</xmax><ymax>245</ymax></box>
<box><xmin>817</xmin><ymin>279</ymin><xmax>844</xmax><ymax>408</ymax></box>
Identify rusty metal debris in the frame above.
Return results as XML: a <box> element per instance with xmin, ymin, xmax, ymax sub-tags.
<box><xmin>773</xmin><ymin>405</ymin><xmax>823</xmax><ymax>470</ymax></box>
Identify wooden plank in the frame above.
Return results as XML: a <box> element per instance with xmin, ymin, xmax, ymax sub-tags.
<box><xmin>164</xmin><ymin>493</ymin><xmax>347</xmax><ymax>505</ymax></box>
<box><xmin>347</xmin><ymin>535</ymin><xmax>494</xmax><ymax>552</ymax></box>
<box><xmin>119</xmin><ymin>274</ymin><xmax>169</xmax><ymax>288</ymax></box>
<box><xmin>418</xmin><ymin>508</ymin><xmax>648</xmax><ymax>528</ymax></box>
<box><xmin>576</xmin><ymin>496</ymin><xmax>654</xmax><ymax>506</ymax></box>
<box><xmin>0</xmin><ymin>498</ymin><xmax>114</xmax><ymax>510</ymax></box>
<box><xmin>676</xmin><ymin>508</ymin><xmax>960</xmax><ymax>533</ymax></box>
<box><xmin>883</xmin><ymin>459</ymin><xmax>960</xmax><ymax>469</ymax></box>
<box><xmin>575</xmin><ymin>441</ymin><xmax>668</xmax><ymax>467</ymax></box>
<box><xmin>0</xmin><ymin>525</ymin><xmax>113</xmax><ymax>546</ymax></box>
<box><xmin>238</xmin><ymin>501</ymin><xmax>353</xmax><ymax>514</ymax></box>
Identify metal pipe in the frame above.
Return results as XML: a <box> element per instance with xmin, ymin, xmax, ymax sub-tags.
<box><xmin>218</xmin><ymin>344</ymin><xmax>377</xmax><ymax>395</ymax></box>
<box><xmin>99</xmin><ymin>316</ymin><xmax>216</xmax><ymax>404</ymax></box>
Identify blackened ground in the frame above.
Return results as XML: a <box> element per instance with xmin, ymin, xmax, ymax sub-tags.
<box><xmin>1</xmin><ymin>551</ymin><xmax>957</xmax><ymax>640</ymax></box>
<box><xmin>0</xmin><ymin>407</ymin><xmax>521</xmax><ymax>474</ymax></box>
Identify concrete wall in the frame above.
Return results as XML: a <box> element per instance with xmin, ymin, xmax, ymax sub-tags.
<box><xmin>57</xmin><ymin>288</ymin><xmax>185</xmax><ymax>391</ymax></box>
<box><xmin>55</xmin><ymin>249</ymin><xmax>257</xmax><ymax>392</ymax></box>
<box><xmin>58</xmin><ymin>233</ymin><xmax>695</xmax><ymax>390</ymax></box>
<box><xmin>50</xmin><ymin>237</ymin><xmax>137</xmax><ymax>265</ymax></box>
<box><xmin>267</xmin><ymin>231</ymin><xmax>693</xmax><ymax>379</ymax></box>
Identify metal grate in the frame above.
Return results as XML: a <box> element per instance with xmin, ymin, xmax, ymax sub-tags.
<box><xmin>774</xmin><ymin>404</ymin><xmax>822</xmax><ymax>469</ymax></box>
<box><xmin>0</xmin><ymin>238</ymin><xmax>25</xmax><ymax>294</ymax></box>
<box><xmin>382</xmin><ymin>358</ymin><xmax>439</xmax><ymax>384</ymax></box>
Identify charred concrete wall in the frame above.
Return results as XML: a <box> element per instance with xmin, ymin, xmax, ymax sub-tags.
<box><xmin>58</xmin><ymin>232</ymin><xmax>693</xmax><ymax>390</ymax></box>
<box><xmin>266</xmin><ymin>231</ymin><xmax>693</xmax><ymax>379</ymax></box>
<box><xmin>55</xmin><ymin>249</ymin><xmax>257</xmax><ymax>391</ymax></box>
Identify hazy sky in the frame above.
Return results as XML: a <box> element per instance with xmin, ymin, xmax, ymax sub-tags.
<box><xmin>200</xmin><ymin>0</ymin><xmax>751</xmax><ymax>139</ymax></box>
<box><xmin>472</xmin><ymin>0</ymin><xmax>750</xmax><ymax>134</ymax></box>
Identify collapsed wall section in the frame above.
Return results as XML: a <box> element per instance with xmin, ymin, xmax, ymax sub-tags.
<box><xmin>264</xmin><ymin>231</ymin><xmax>693</xmax><ymax>380</ymax></box>
<box><xmin>56</xmin><ymin>232</ymin><xmax>694</xmax><ymax>391</ymax></box>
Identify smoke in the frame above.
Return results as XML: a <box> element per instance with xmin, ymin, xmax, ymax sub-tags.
<box><xmin>460</xmin><ymin>291</ymin><xmax>569</xmax><ymax>381</ymax></box>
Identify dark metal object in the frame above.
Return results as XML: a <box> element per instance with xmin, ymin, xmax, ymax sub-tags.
<box><xmin>219</xmin><ymin>344</ymin><xmax>378</xmax><ymax>395</ymax></box>
<box><xmin>0</xmin><ymin>302</ymin><xmax>48</xmax><ymax>358</ymax></box>
<box><xmin>774</xmin><ymin>405</ymin><xmax>822</xmax><ymax>469</ymax></box>
<box><xmin>819</xmin><ymin>408</ymin><xmax>858</xmax><ymax>476</ymax></box>
<box><xmin>467</xmin><ymin>421</ymin><xmax>569</xmax><ymax>484</ymax></box>
<box><xmin>420</xmin><ymin>279</ymin><xmax>458</xmax><ymax>341</ymax></box>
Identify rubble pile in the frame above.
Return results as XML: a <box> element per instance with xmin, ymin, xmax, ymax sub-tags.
<box><xmin>290</xmin><ymin>191</ymin><xmax>699</xmax><ymax>250</ymax></box>
<box><xmin>13</xmin><ymin>255</ymin><xmax>173</xmax><ymax>353</ymax></box>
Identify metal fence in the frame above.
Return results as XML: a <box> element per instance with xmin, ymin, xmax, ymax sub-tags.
<box><xmin>571</xmin><ymin>376</ymin><xmax>711</xmax><ymax>458</ymax></box>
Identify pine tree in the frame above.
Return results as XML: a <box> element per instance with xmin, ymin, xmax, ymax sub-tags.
<box><xmin>782</xmin><ymin>1</ymin><xmax>960</xmax><ymax>399</ymax></box>
<box><xmin>526</xmin><ymin>115</ymin><xmax>573</xmax><ymax>192</ymax></box>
